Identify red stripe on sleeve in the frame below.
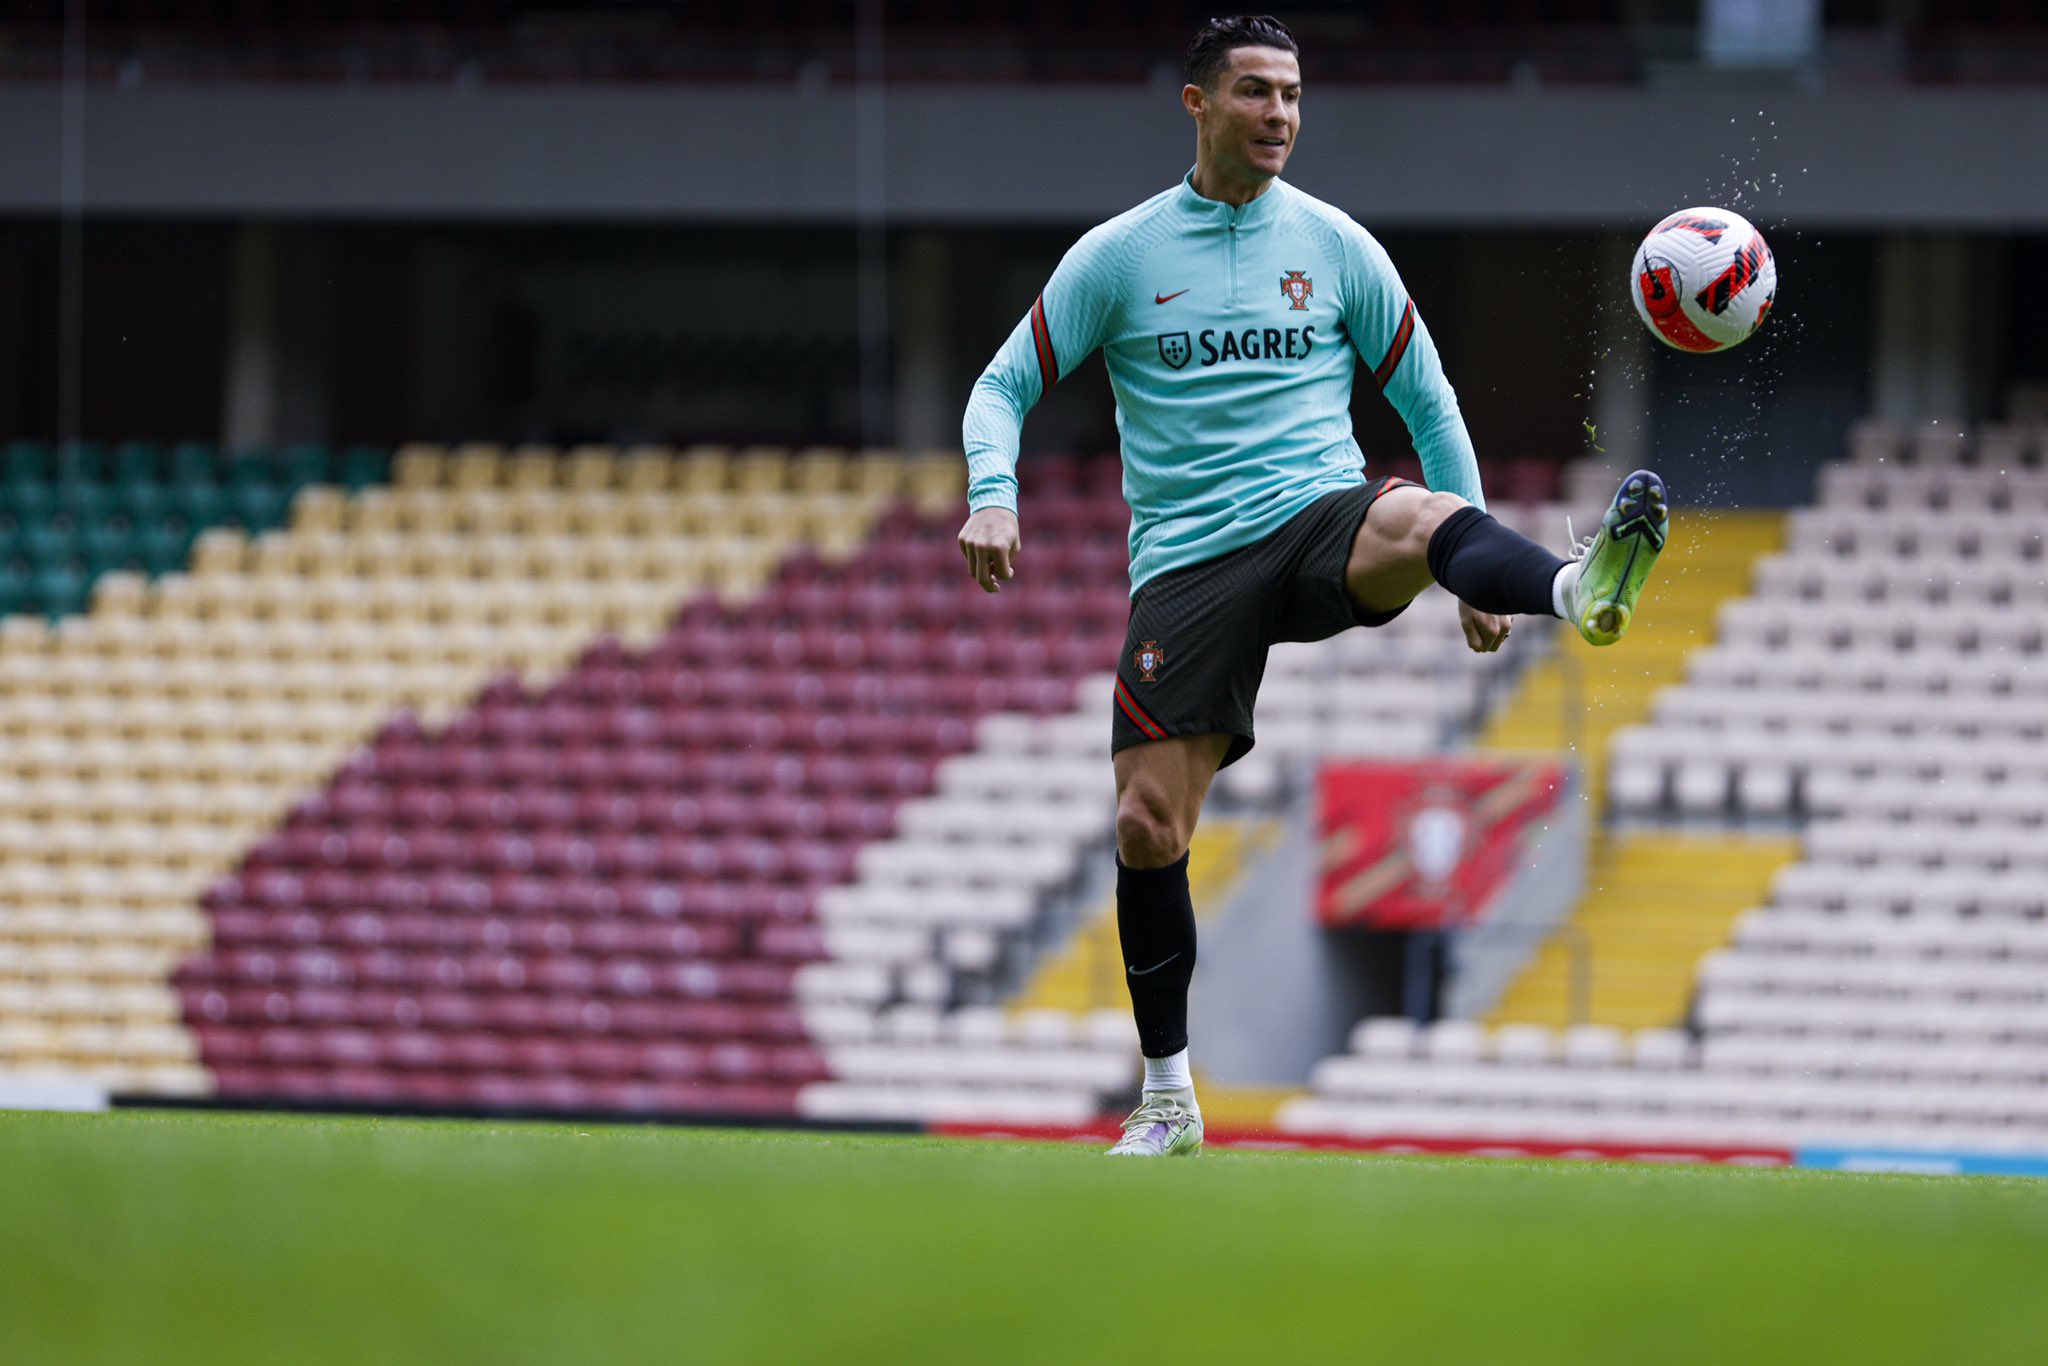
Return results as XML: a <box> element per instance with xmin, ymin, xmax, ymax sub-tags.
<box><xmin>1373</xmin><ymin>299</ymin><xmax>1417</xmax><ymax>389</ymax></box>
<box><xmin>1030</xmin><ymin>295</ymin><xmax>1060</xmax><ymax>396</ymax></box>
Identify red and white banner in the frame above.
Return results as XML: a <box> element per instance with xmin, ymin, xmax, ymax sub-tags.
<box><xmin>1316</xmin><ymin>757</ymin><xmax>1568</xmax><ymax>930</ymax></box>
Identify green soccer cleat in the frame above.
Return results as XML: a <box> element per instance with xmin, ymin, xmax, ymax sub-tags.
<box><xmin>1563</xmin><ymin>468</ymin><xmax>1669</xmax><ymax>647</ymax></box>
<box><xmin>1105</xmin><ymin>1092</ymin><xmax>1204</xmax><ymax>1157</ymax></box>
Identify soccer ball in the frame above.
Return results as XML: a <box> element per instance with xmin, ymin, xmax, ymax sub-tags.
<box><xmin>1629</xmin><ymin>207</ymin><xmax>1777</xmax><ymax>353</ymax></box>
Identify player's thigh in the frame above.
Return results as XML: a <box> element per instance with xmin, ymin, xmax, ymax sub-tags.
<box><xmin>1344</xmin><ymin>483</ymin><xmax>1471</xmax><ymax>615</ymax></box>
<box><xmin>1113</xmin><ymin>731</ymin><xmax>1232</xmax><ymax>865</ymax></box>
<box><xmin>1112</xmin><ymin>549</ymin><xmax>1268</xmax><ymax>768</ymax></box>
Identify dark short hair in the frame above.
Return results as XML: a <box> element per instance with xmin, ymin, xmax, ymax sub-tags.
<box><xmin>1184</xmin><ymin>15</ymin><xmax>1299</xmax><ymax>91</ymax></box>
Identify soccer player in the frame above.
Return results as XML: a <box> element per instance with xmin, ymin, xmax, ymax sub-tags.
<box><xmin>957</xmin><ymin>15</ymin><xmax>1668</xmax><ymax>1156</ymax></box>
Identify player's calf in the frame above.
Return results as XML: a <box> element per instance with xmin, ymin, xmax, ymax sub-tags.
<box><xmin>1423</xmin><ymin>504</ymin><xmax>1575</xmax><ymax>619</ymax></box>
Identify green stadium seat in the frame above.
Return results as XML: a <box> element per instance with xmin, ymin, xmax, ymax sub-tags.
<box><xmin>3</xmin><ymin>480</ymin><xmax>57</xmax><ymax>521</ymax></box>
<box><xmin>31</xmin><ymin>564</ymin><xmax>90</xmax><ymax>616</ymax></box>
<box><xmin>112</xmin><ymin>441</ymin><xmax>163</xmax><ymax>483</ymax></box>
<box><xmin>339</xmin><ymin>446</ymin><xmax>389</xmax><ymax>490</ymax></box>
<box><xmin>173</xmin><ymin>482</ymin><xmax>229</xmax><ymax>526</ymax></box>
<box><xmin>0</xmin><ymin>439</ymin><xmax>386</xmax><ymax>619</ymax></box>
<box><xmin>22</xmin><ymin>522</ymin><xmax>79</xmax><ymax>568</ymax></box>
<box><xmin>0</xmin><ymin>560</ymin><xmax>28</xmax><ymax>613</ymax></box>
<box><xmin>55</xmin><ymin>480</ymin><xmax>117</xmax><ymax>524</ymax></box>
<box><xmin>2</xmin><ymin>440</ymin><xmax>51</xmax><ymax>481</ymax></box>
<box><xmin>278</xmin><ymin>444</ymin><xmax>329</xmax><ymax>488</ymax></box>
<box><xmin>167</xmin><ymin>443</ymin><xmax>218</xmax><ymax>486</ymax></box>
<box><xmin>117</xmin><ymin>480</ymin><xmax>173</xmax><ymax>525</ymax></box>
<box><xmin>225</xmin><ymin>451</ymin><xmax>284</xmax><ymax>493</ymax></box>
<box><xmin>81</xmin><ymin>524</ymin><xmax>140</xmax><ymax>576</ymax></box>
<box><xmin>51</xmin><ymin>441</ymin><xmax>108</xmax><ymax>482</ymax></box>
<box><xmin>138</xmin><ymin>524</ymin><xmax>191</xmax><ymax>576</ymax></box>
<box><xmin>230</xmin><ymin>482</ymin><xmax>293</xmax><ymax>530</ymax></box>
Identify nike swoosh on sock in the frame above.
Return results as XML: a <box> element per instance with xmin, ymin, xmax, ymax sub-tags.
<box><xmin>1127</xmin><ymin>952</ymin><xmax>1182</xmax><ymax>978</ymax></box>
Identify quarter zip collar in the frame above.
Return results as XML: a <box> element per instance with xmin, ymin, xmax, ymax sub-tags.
<box><xmin>1174</xmin><ymin>169</ymin><xmax>1286</xmax><ymax>228</ymax></box>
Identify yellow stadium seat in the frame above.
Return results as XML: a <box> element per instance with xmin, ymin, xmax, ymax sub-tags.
<box><xmin>345</xmin><ymin>487</ymin><xmax>404</xmax><ymax>535</ymax></box>
<box><xmin>246</xmin><ymin>531</ymin><xmax>310</xmax><ymax>578</ymax></box>
<box><xmin>907</xmin><ymin>453</ymin><xmax>967</xmax><ymax>508</ymax></box>
<box><xmin>0</xmin><ymin>615</ymin><xmax>52</xmax><ymax>650</ymax></box>
<box><xmin>734</xmin><ymin>446</ymin><xmax>792</xmax><ymax>493</ymax></box>
<box><xmin>290</xmin><ymin>484</ymin><xmax>349</xmax><ymax>534</ymax></box>
<box><xmin>619</xmin><ymin>446</ymin><xmax>677</xmax><ymax>492</ymax></box>
<box><xmin>188</xmin><ymin>528</ymin><xmax>250</xmax><ymax>578</ymax></box>
<box><xmin>0</xmin><ymin>1020</ymin><xmax>61</xmax><ymax>1065</ymax></box>
<box><xmin>565</xmin><ymin>446</ymin><xmax>620</xmax><ymax>490</ymax></box>
<box><xmin>449</xmin><ymin>443</ymin><xmax>507</xmax><ymax>489</ymax></box>
<box><xmin>392</xmin><ymin>492</ymin><xmax>462</xmax><ymax>536</ymax></box>
<box><xmin>677</xmin><ymin>445</ymin><xmax>734</xmax><ymax>494</ymax></box>
<box><xmin>567</xmin><ymin>492</ymin><xmax>633</xmax><ymax>538</ymax></box>
<box><xmin>506</xmin><ymin>446</ymin><xmax>562</xmax><ymax>489</ymax></box>
<box><xmin>850</xmin><ymin>450</ymin><xmax>908</xmax><ymax>498</ymax></box>
<box><xmin>446</xmin><ymin>490</ymin><xmax>517</xmax><ymax>537</ymax></box>
<box><xmin>90</xmin><ymin>572</ymin><xmax>150</xmax><ymax>618</ymax></box>
<box><xmin>479</xmin><ymin>489</ymin><xmax>548</xmax><ymax>537</ymax></box>
<box><xmin>792</xmin><ymin>446</ymin><xmax>852</xmax><ymax>494</ymax></box>
<box><xmin>391</xmin><ymin>443</ymin><xmax>450</xmax><ymax>487</ymax></box>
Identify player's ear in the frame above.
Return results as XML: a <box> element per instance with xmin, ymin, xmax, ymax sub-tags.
<box><xmin>1182</xmin><ymin>82</ymin><xmax>1205</xmax><ymax>122</ymax></box>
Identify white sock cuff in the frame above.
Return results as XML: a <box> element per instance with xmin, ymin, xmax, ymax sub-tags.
<box><xmin>1550</xmin><ymin>561</ymin><xmax>1577</xmax><ymax>620</ymax></box>
<box><xmin>1142</xmin><ymin>1048</ymin><xmax>1193</xmax><ymax>1095</ymax></box>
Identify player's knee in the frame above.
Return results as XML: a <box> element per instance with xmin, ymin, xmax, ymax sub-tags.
<box><xmin>1405</xmin><ymin>490</ymin><xmax>1472</xmax><ymax>553</ymax></box>
<box><xmin>1364</xmin><ymin>487</ymin><xmax>1470</xmax><ymax>566</ymax></box>
<box><xmin>1115</xmin><ymin>786</ymin><xmax>1189</xmax><ymax>869</ymax></box>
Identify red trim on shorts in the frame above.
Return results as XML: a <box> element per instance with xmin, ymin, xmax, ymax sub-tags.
<box><xmin>1115</xmin><ymin>677</ymin><xmax>1167</xmax><ymax>740</ymax></box>
<box><xmin>1030</xmin><ymin>295</ymin><xmax>1059</xmax><ymax>396</ymax></box>
<box><xmin>1373</xmin><ymin>299</ymin><xmax>1416</xmax><ymax>388</ymax></box>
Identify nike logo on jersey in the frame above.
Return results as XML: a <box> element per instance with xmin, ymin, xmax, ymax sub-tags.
<box><xmin>1154</xmin><ymin>289</ymin><xmax>1189</xmax><ymax>304</ymax></box>
<box><xmin>1127</xmin><ymin>952</ymin><xmax>1182</xmax><ymax>978</ymax></box>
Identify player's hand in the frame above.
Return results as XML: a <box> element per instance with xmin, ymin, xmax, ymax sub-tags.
<box><xmin>1459</xmin><ymin>601</ymin><xmax>1512</xmax><ymax>653</ymax></box>
<box><xmin>958</xmin><ymin>508</ymin><xmax>1021</xmax><ymax>594</ymax></box>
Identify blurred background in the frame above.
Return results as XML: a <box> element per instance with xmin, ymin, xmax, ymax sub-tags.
<box><xmin>0</xmin><ymin>1</ymin><xmax>2044</xmax><ymax>1166</ymax></box>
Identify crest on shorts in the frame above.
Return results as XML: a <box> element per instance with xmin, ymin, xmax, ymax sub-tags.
<box><xmin>1133</xmin><ymin>640</ymin><xmax>1167</xmax><ymax>682</ymax></box>
<box><xmin>1156</xmin><ymin>331</ymin><xmax>1192</xmax><ymax>370</ymax></box>
<box><xmin>1280</xmin><ymin>270</ymin><xmax>1314</xmax><ymax>311</ymax></box>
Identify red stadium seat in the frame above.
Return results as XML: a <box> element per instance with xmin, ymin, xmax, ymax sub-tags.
<box><xmin>182</xmin><ymin>487</ymin><xmax>1144</xmax><ymax>1119</ymax></box>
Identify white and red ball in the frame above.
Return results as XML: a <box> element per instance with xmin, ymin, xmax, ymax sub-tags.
<box><xmin>1629</xmin><ymin>207</ymin><xmax>1777</xmax><ymax>353</ymax></box>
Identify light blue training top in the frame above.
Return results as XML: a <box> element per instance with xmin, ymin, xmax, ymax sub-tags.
<box><xmin>962</xmin><ymin>171</ymin><xmax>1486</xmax><ymax>593</ymax></box>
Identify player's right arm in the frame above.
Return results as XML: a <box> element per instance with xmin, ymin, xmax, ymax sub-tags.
<box><xmin>959</xmin><ymin>233</ymin><xmax>1115</xmax><ymax>592</ymax></box>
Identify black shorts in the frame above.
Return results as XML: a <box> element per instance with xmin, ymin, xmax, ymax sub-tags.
<box><xmin>1111</xmin><ymin>477</ymin><xmax>1415</xmax><ymax>769</ymax></box>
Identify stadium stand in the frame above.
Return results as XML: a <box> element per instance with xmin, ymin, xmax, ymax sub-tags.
<box><xmin>4</xmin><ymin>443</ymin><xmax>903</xmax><ymax>1099</ymax></box>
<box><xmin>1</xmin><ymin>442</ymin><xmax>386</xmax><ymax>616</ymax></box>
<box><xmin>1283</xmin><ymin>422</ymin><xmax>2048</xmax><ymax>1155</ymax></box>
<box><xmin>1</xmin><ymin>442</ymin><xmax>1572</xmax><ymax>1124</ymax></box>
<box><xmin>173</xmin><ymin>448</ymin><xmax>1156</xmax><ymax>1121</ymax></box>
<box><xmin>0</xmin><ymin>443</ymin><xmax>391</xmax><ymax>1095</ymax></box>
<box><xmin>19</xmin><ymin>430</ymin><xmax>2039</xmax><ymax>1151</ymax></box>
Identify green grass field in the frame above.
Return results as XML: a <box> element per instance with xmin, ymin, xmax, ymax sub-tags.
<box><xmin>3</xmin><ymin>1110</ymin><xmax>2047</xmax><ymax>1365</ymax></box>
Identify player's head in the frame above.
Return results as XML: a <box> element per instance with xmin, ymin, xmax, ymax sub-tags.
<box><xmin>1182</xmin><ymin>16</ymin><xmax>1301</xmax><ymax>188</ymax></box>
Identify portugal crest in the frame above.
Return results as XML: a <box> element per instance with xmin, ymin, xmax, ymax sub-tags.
<box><xmin>1133</xmin><ymin>640</ymin><xmax>1166</xmax><ymax>682</ymax></box>
<box><xmin>1156</xmin><ymin>331</ymin><xmax>1191</xmax><ymax>370</ymax></box>
<box><xmin>1280</xmin><ymin>270</ymin><xmax>1314</xmax><ymax>310</ymax></box>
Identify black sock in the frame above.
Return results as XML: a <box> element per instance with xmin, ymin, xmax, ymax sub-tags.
<box><xmin>1425</xmin><ymin>506</ymin><xmax>1571</xmax><ymax>618</ymax></box>
<box><xmin>1115</xmin><ymin>852</ymin><xmax>1197</xmax><ymax>1060</ymax></box>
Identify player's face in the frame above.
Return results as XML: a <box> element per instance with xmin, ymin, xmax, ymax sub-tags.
<box><xmin>1194</xmin><ymin>46</ymin><xmax>1301</xmax><ymax>184</ymax></box>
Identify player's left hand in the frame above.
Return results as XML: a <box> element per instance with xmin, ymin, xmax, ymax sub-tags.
<box><xmin>1459</xmin><ymin>601</ymin><xmax>1512</xmax><ymax>653</ymax></box>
